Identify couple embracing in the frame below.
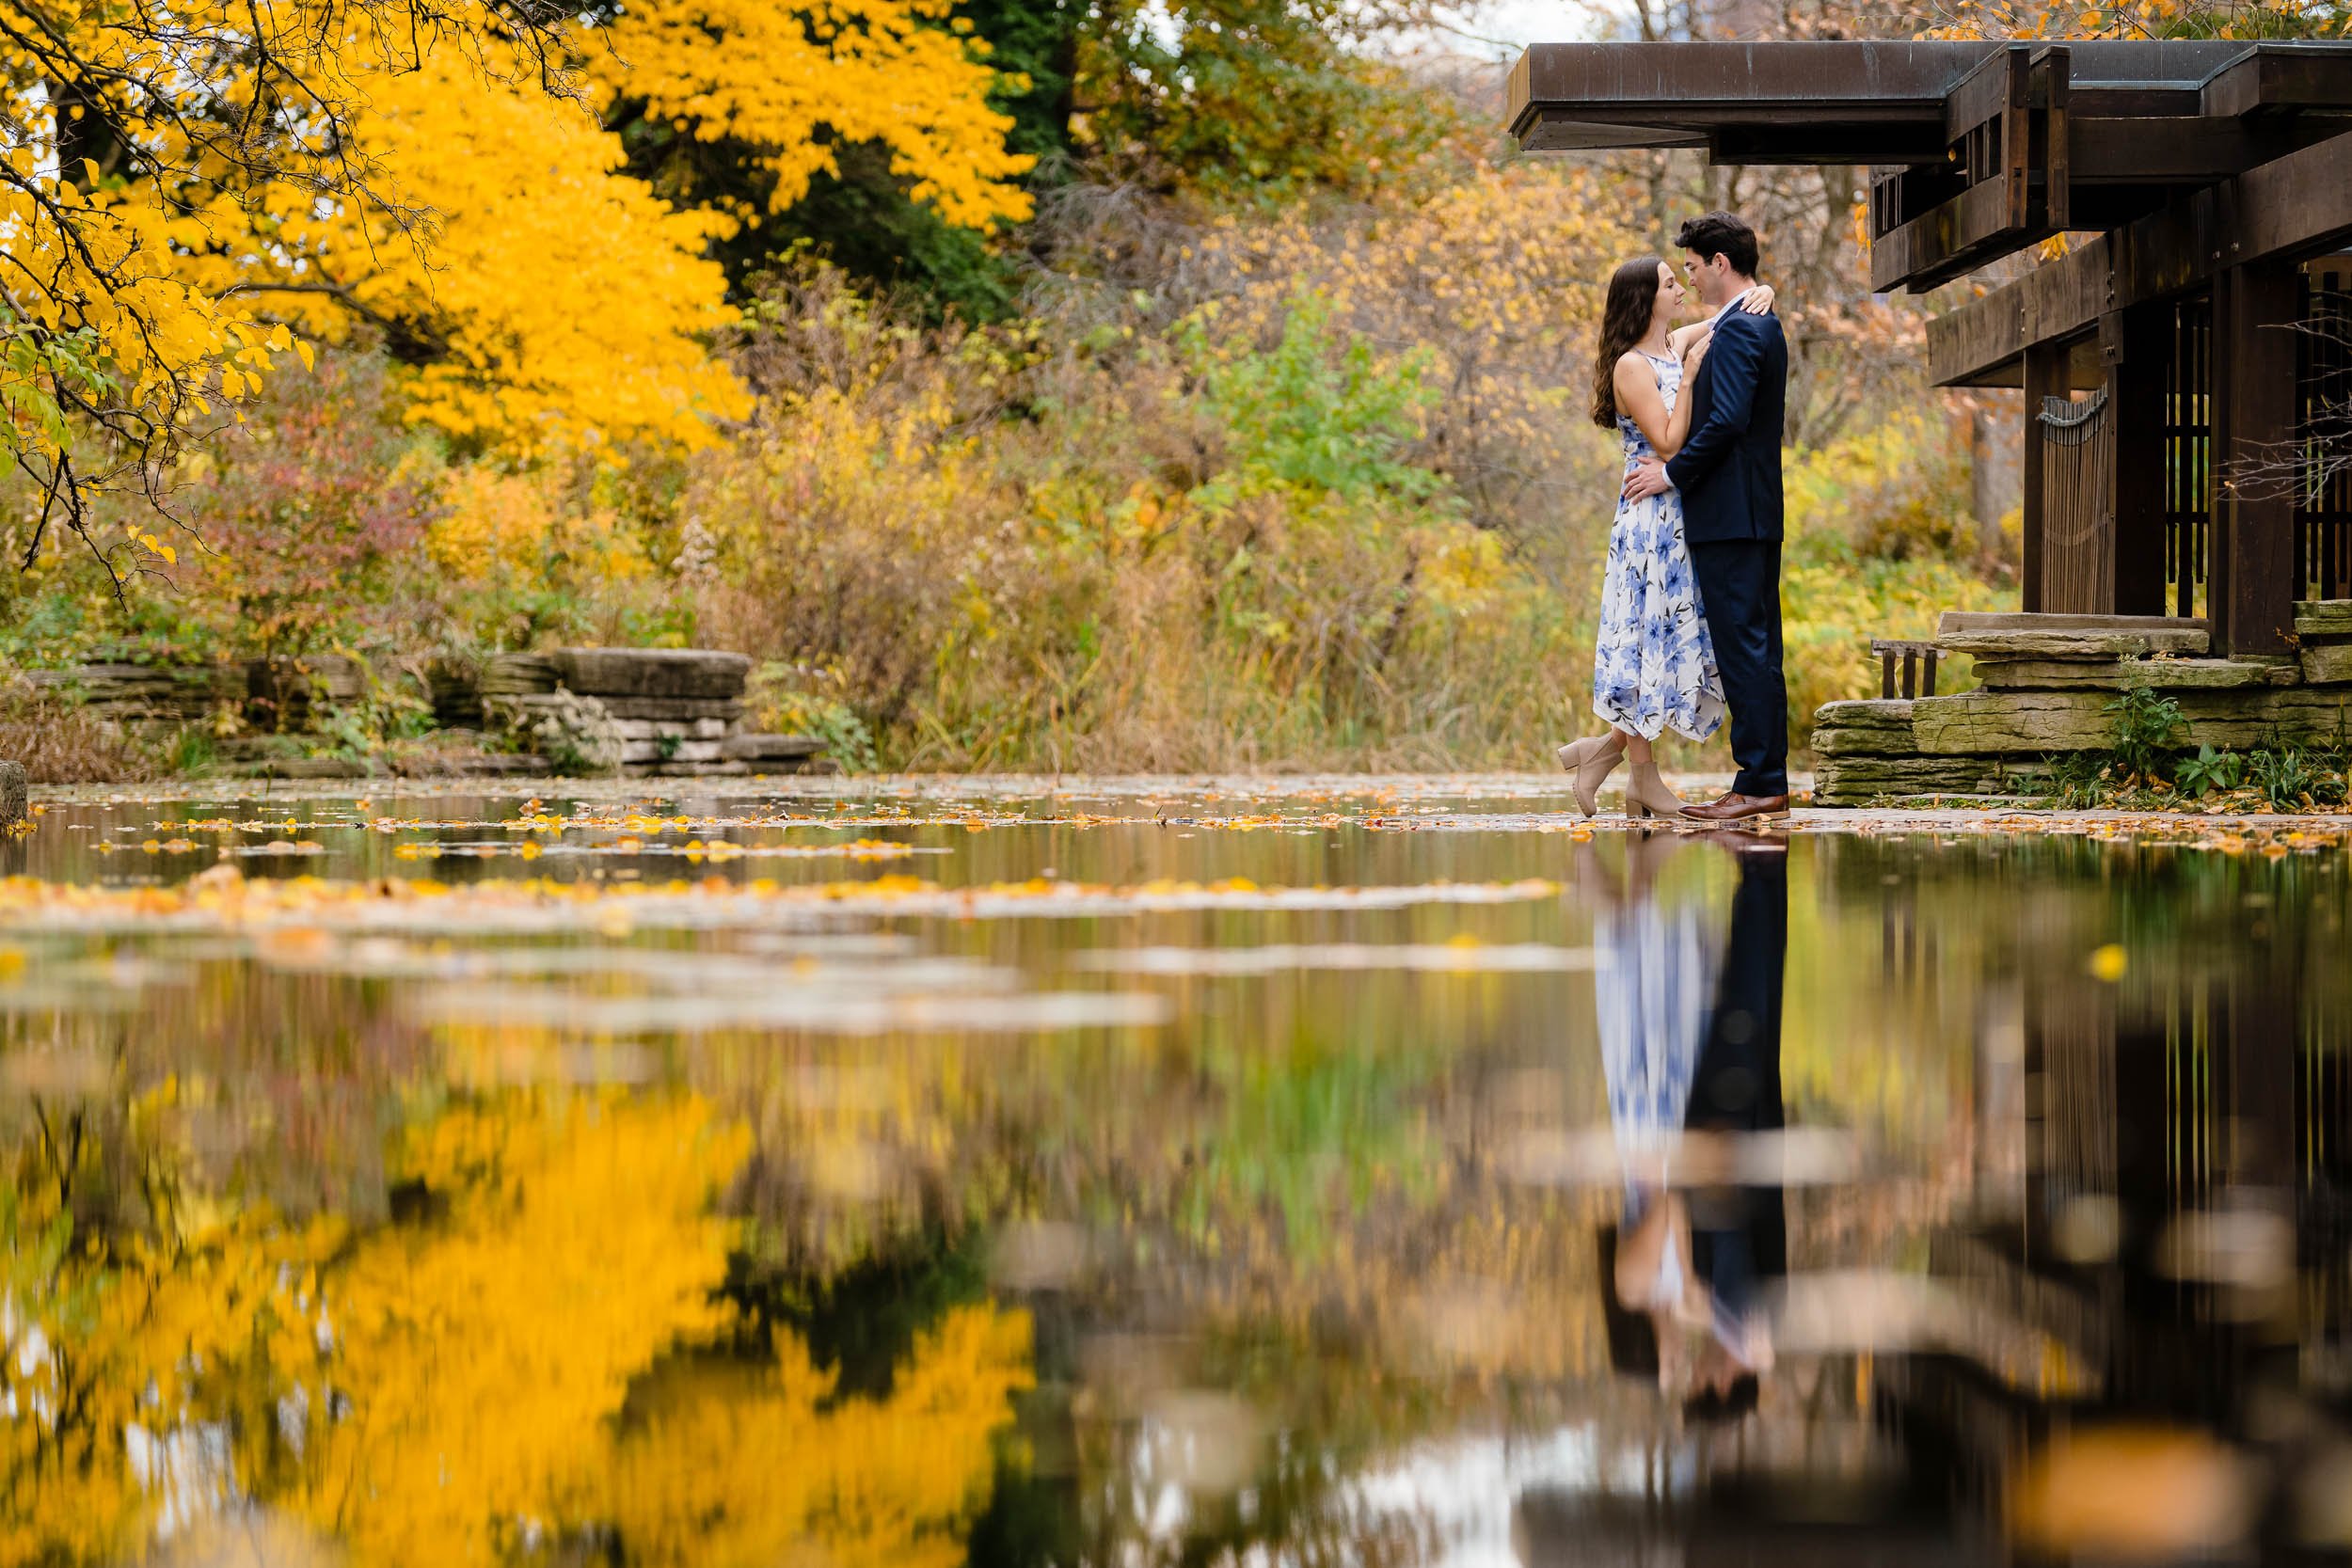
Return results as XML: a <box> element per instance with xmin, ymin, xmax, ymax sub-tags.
<box><xmin>1557</xmin><ymin>211</ymin><xmax>1789</xmax><ymax>823</ymax></box>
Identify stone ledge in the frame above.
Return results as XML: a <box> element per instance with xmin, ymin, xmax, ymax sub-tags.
<box><xmin>1970</xmin><ymin>657</ymin><xmax>2289</xmax><ymax>691</ymax></box>
<box><xmin>723</xmin><ymin>733</ymin><xmax>825</xmax><ymax>762</ymax></box>
<box><xmin>2303</xmin><ymin>643</ymin><xmax>2352</xmax><ymax>685</ymax></box>
<box><xmin>1912</xmin><ymin>688</ymin><xmax>2352</xmax><ymax>754</ymax></box>
<box><xmin>1815</xmin><ymin>753</ymin><xmax>2027</xmax><ymax>805</ymax></box>
<box><xmin>551</xmin><ymin>647</ymin><xmax>750</xmax><ymax>701</ymax></box>
<box><xmin>2295</xmin><ymin>600</ymin><xmax>2352</xmax><ymax>638</ymax></box>
<box><xmin>1938</xmin><ymin>628</ymin><xmax>2212</xmax><ymax>659</ymax></box>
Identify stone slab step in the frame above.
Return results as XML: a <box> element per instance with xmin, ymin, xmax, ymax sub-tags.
<box><xmin>1970</xmin><ymin>657</ymin><xmax>2290</xmax><ymax>691</ymax></box>
<box><xmin>1814</xmin><ymin>754</ymin><xmax>2027</xmax><ymax>805</ymax></box>
<box><xmin>1912</xmin><ymin>688</ymin><xmax>2352</xmax><ymax>754</ymax></box>
<box><xmin>1938</xmin><ymin>611</ymin><xmax>2209</xmax><ymax>637</ymax></box>
<box><xmin>1812</xmin><ymin>699</ymin><xmax>1917</xmax><ymax>758</ymax></box>
<box><xmin>617</xmin><ymin>738</ymin><xmax>725</xmax><ymax>764</ymax></box>
<box><xmin>481</xmin><ymin>653</ymin><xmax>560</xmax><ymax>695</ymax></box>
<box><xmin>551</xmin><ymin>648</ymin><xmax>750</xmax><ymax>701</ymax></box>
<box><xmin>622</xmin><ymin>760</ymin><xmax>754</xmax><ymax>777</ymax></box>
<box><xmin>607</xmin><ymin>717</ymin><xmax>732</xmax><ymax>741</ymax></box>
<box><xmin>722</xmin><ymin>732</ymin><xmax>825</xmax><ymax>762</ymax></box>
<box><xmin>482</xmin><ymin>693</ymin><xmax>740</xmax><ymax>723</ymax></box>
<box><xmin>1937</xmin><ymin>628</ymin><xmax>2212</xmax><ymax>659</ymax></box>
<box><xmin>2304</xmin><ymin>644</ymin><xmax>2352</xmax><ymax>685</ymax></box>
<box><xmin>595</xmin><ymin>696</ymin><xmax>740</xmax><ymax>721</ymax></box>
<box><xmin>1813</xmin><ymin>698</ymin><xmax>1915</xmax><ymax>731</ymax></box>
<box><xmin>2296</xmin><ymin>600</ymin><xmax>2352</xmax><ymax>638</ymax></box>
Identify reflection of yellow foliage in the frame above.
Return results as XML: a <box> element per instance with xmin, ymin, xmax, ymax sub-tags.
<box><xmin>293</xmin><ymin>1093</ymin><xmax>750</xmax><ymax>1565</ymax></box>
<box><xmin>0</xmin><ymin>1087</ymin><xmax>332</xmax><ymax>1566</ymax></box>
<box><xmin>601</xmin><ymin>1305</ymin><xmax>1034</xmax><ymax>1568</ymax></box>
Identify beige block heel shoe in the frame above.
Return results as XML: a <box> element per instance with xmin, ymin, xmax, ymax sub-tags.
<box><xmin>1622</xmin><ymin>760</ymin><xmax>1690</xmax><ymax>821</ymax></box>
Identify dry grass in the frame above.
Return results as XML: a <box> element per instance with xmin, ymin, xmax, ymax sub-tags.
<box><xmin>0</xmin><ymin>682</ymin><xmax>163</xmax><ymax>784</ymax></box>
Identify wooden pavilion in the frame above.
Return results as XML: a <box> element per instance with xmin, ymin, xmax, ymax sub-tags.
<box><xmin>1507</xmin><ymin>41</ymin><xmax>2352</xmax><ymax>800</ymax></box>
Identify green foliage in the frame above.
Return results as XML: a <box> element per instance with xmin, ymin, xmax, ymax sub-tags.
<box><xmin>1181</xmin><ymin>293</ymin><xmax>1448</xmax><ymax>510</ymax></box>
<box><xmin>161</xmin><ymin>726</ymin><xmax>219</xmax><ymax>776</ymax></box>
<box><xmin>2105</xmin><ymin>688</ymin><xmax>2187</xmax><ymax>784</ymax></box>
<box><xmin>750</xmin><ymin>665</ymin><xmax>882</xmax><ymax>774</ymax></box>
<box><xmin>0</xmin><ymin>309</ymin><xmax>112</xmax><ymax>460</ymax></box>
<box><xmin>1077</xmin><ymin>0</ymin><xmax>1461</xmax><ymax>205</ymax></box>
<box><xmin>2174</xmin><ymin>743</ymin><xmax>2246</xmax><ymax>799</ymax></box>
<box><xmin>2244</xmin><ymin>744</ymin><xmax>2347</xmax><ymax>810</ymax></box>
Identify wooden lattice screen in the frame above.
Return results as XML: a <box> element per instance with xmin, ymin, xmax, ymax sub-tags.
<box><xmin>2165</xmin><ymin>295</ymin><xmax>2212</xmax><ymax>622</ymax></box>
<box><xmin>2040</xmin><ymin>385</ymin><xmax>2116</xmax><ymax>614</ymax></box>
<box><xmin>2297</xmin><ymin>262</ymin><xmax>2352</xmax><ymax>603</ymax></box>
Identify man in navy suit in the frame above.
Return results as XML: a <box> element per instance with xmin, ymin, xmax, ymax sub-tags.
<box><xmin>1623</xmin><ymin>212</ymin><xmax>1789</xmax><ymax>820</ymax></box>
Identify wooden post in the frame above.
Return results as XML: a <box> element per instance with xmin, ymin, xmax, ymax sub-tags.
<box><xmin>2021</xmin><ymin>342</ymin><xmax>2068</xmax><ymax>613</ymax></box>
<box><xmin>2110</xmin><ymin>305</ymin><xmax>2171</xmax><ymax>615</ymax></box>
<box><xmin>0</xmin><ymin>762</ymin><xmax>24</xmax><ymax>832</ymax></box>
<box><xmin>2209</xmin><ymin>258</ymin><xmax>2299</xmax><ymax>657</ymax></box>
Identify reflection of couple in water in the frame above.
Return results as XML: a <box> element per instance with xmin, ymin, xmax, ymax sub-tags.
<box><xmin>1588</xmin><ymin>832</ymin><xmax>1788</xmax><ymax>1421</ymax></box>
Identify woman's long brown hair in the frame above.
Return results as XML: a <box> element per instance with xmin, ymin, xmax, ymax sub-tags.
<box><xmin>1590</xmin><ymin>256</ymin><xmax>1664</xmax><ymax>428</ymax></box>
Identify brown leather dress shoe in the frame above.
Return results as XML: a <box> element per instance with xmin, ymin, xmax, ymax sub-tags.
<box><xmin>1682</xmin><ymin>790</ymin><xmax>1792</xmax><ymax>821</ymax></box>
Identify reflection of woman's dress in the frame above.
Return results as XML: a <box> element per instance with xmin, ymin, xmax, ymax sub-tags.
<box><xmin>1592</xmin><ymin>351</ymin><xmax>1727</xmax><ymax>742</ymax></box>
<box><xmin>1596</xmin><ymin>891</ymin><xmax>1724</xmax><ymax>1323</ymax></box>
<box><xmin>1597</xmin><ymin>895</ymin><xmax>1720</xmax><ymax>1164</ymax></box>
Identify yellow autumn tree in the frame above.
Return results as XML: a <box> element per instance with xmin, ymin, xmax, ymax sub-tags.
<box><xmin>0</xmin><ymin>0</ymin><xmax>1035</xmax><ymax>573</ymax></box>
<box><xmin>584</xmin><ymin>0</ymin><xmax>1036</xmax><ymax>232</ymax></box>
<box><xmin>208</xmin><ymin>36</ymin><xmax>752</xmax><ymax>456</ymax></box>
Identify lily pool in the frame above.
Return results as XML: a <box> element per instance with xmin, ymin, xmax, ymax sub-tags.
<box><xmin>3</xmin><ymin>778</ymin><xmax>2349</xmax><ymax>1566</ymax></box>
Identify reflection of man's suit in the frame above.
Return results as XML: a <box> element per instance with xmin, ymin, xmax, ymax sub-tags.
<box><xmin>1684</xmin><ymin>851</ymin><xmax>1788</xmax><ymax>1345</ymax></box>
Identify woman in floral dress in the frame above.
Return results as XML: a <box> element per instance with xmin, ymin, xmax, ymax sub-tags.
<box><xmin>1557</xmin><ymin>258</ymin><xmax>1771</xmax><ymax>818</ymax></box>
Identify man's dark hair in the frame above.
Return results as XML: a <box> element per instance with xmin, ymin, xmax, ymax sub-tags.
<box><xmin>1677</xmin><ymin>211</ymin><xmax>1759</xmax><ymax>278</ymax></box>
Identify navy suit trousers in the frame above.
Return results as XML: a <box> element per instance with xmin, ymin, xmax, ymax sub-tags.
<box><xmin>1692</xmin><ymin>540</ymin><xmax>1788</xmax><ymax>798</ymax></box>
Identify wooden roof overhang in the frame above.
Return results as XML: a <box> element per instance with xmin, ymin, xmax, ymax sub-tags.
<box><xmin>1506</xmin><ymin>40</ymin><xmax>2352</xmax><ymax>299</ymax></box>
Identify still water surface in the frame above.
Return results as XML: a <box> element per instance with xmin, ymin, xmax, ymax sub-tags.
<box><xmin>2</xmin><ymin>780</ymin><xmax>2348</xmax><ymax>1565</ymax></box>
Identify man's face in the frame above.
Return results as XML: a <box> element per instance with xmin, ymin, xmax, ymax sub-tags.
<box><xmin>1680</xmin><ymin>249</ymin><xmax>1733</xmax><ymax>308</ymax></box>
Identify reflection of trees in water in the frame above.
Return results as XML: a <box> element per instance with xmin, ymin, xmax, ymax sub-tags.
<box><xmin>0</xmin><ymin>1081</ymin><xmax>1032</xmax><ymax>1566</ymax></box>
<box><xmin>8</xmin><ymin>832</ymin><xmax>2349</xmax><ymax>1562</ymax></box>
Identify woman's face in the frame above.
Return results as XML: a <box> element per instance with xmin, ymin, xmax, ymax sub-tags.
<box><xmin>1653</xmin><ymin>261</ymin><xmax>1689</xmax><ymax>324</ymax></box>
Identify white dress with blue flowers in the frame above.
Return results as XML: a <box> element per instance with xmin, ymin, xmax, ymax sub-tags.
<box><xmin>1592</xmin><ymin>352</ymin><xmax>1727</xmax><ymax>742</ymax></box>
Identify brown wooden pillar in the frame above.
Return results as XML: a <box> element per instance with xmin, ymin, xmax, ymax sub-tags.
<box><xmin>2209</xmin><ymin>260</ymin><xmax>2299</xmax><ymax>657</ymax></box>
<box><xmin>2110</xmin><ymin>306</ymin><xmax>2171</xmax><ymax>616</ymax></box>
<box><xmin>2021</xmin><ymin>342</ymin><xmax>2068</xmax><ymax>614</ymax></box>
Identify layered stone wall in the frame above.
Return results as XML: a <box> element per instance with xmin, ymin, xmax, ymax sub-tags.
<box><xmin>1813</xmin><ymin>608</ymin><xmax>2352</xmax><ymax>806</ymax></box>
<box><xmin>19</xmin><ymin>648</ymin><xmax>829</xmax><ymax>779</ymax></box>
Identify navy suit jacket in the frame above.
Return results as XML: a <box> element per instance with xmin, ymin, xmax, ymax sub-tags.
<box><xmin>1664</xmin><ymin>307</ymin><xmax>1787</xmax><ymax>545</ymax></box>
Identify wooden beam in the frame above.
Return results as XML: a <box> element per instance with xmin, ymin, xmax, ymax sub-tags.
<box><xmin>1870</xmin><ymin>48</ymin><xmax>2074</xmax><ymax>293</ymax></box>
<box><xmin>2022</xmin><ymin>342</ymin><xmax>2069</xmax><ymax>613</ymax></box>
<box><xmin>2201</xmin><ymin>42</ymin><xmax>2352</xmax><ymax>120</ymax></box>
<box><xmin>1506</xmin><ymin>40</ymin><xmax>2268</xmax><ymax>154</ymax></box>
<box><xmin>1930</xmin><ymin>130</ymin><xmax>2352</xmax><ymax>387</ymax></box>
<box><xmin>2066</xmin><ymin>118</ymin><xmax>2320</xmax><ymax>183</ymax></box>
<box><xmin>2110</xmin><ymin>304</ymin><xmax>2170</xmax><ymax>615</ymax></box>
<box><xmin>1873</xmin><ymin>180</ymin><xmax>2046</xmax><ymax>294</ymax></box>
<box><xmin>2208</xmin><ymin>259</ymin><xmax>2301</xmax><ymax>657</ymax></box>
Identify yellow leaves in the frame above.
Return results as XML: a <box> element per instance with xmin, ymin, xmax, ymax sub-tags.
<box><xmin>258</xmin><ymin>38</ymin><xmax>748</xmax><ymax>456</ymax></box>
<box><xmin>582</xmin><ymin>0</ymin><xmax>1033</xmax><ymax>232</ymax></box>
